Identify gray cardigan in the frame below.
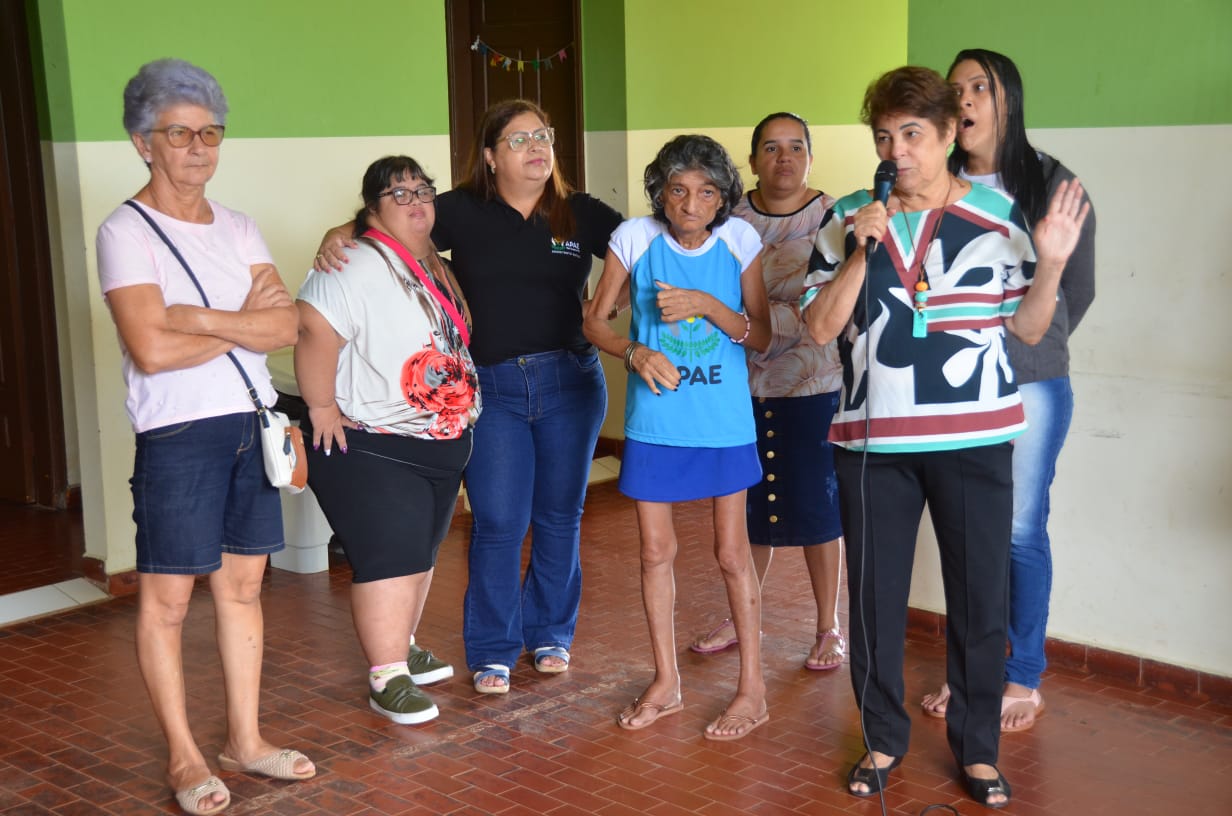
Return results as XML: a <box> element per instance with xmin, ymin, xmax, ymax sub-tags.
<box><xmin>1006</xmin><ymin>152</ymin><xmax>1096</xmax><ymax>384</ymax></box>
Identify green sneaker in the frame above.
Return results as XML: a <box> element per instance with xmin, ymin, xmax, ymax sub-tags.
<box><xmin>407</xmin><ymin>643</ymin><xmax>454</xmax><ymax>685</ymax></box>
<box><xmin>369</xmin><ymin>675</ymin><xmax>439</xmax><ymax>725</ymax></box>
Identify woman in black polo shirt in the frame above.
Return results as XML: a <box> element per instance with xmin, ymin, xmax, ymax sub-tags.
<box><xmin>318</xmin><ymin>100</ymin><xmax>622</xmax><ymax>695</ymax></box>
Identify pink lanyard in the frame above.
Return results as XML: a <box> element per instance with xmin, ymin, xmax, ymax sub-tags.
<box><xmin>363</xmin><ymin>228</ymin><xmax>470</xmax><ymax>347</ymax></box>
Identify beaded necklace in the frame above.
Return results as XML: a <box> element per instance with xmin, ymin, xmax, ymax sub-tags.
<box><xmin>901</xmin><ymin>175</ymin><xmax>954</xmax><ymax>338</ymax></box>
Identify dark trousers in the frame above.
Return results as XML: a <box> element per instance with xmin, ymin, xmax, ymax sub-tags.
<box><xmin>834</xmin><ymin>443</ymin><xmax>1012</xmax><ymax>767</ymax></box>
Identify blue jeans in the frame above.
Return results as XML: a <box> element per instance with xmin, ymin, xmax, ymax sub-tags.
<box><xmin>1005</xmin><ymin>376</ymin><xmax>1074</xmax><ymax>689</ymax></box>
<box><xmin>462</xmin><ymin>350</ymin><xmax>606</xmax><ymax>671</ymax></box>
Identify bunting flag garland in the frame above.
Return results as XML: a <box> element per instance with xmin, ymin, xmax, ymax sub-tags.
<box><xmin>471</xmin><ymin>36</ymin><xmax>570</xmax><ymax>73</ymax></box>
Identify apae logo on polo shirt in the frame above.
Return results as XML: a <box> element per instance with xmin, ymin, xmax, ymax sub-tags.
<box><xmin>660</xmin><ymin>316</ymin><xmax>724</xmax><ymax>385</ymax></box>
<box><xmin>550</xmin><ymin>237</ymin><xmax>582</xmax><ymax>259</ymax></box>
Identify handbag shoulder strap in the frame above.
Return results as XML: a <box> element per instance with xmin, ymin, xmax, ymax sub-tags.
<box><xmin>122</xmin><ymin>200</ymin><xmax>269</xmax><ymax>420</ymax></box>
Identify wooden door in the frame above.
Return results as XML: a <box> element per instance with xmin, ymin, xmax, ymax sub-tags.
<box><xmin>445</xmin><ymin>0</ymin><xmax>584</xmax><ymax>189</ymax></box>
<box><xmin>0</xmin><ymin>0</ymin><xmax>68</xmax><ymax>506</ymax></box>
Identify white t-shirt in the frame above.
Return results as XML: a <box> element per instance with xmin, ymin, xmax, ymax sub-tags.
<box><xmin>96</xmin><ymin>200</ymin><xmax>277</xmax><ymax>433</ymax></box>
<box><xmin>296</xmin><ymin>239</ymin><xmax>480</xmax><ymax>440</ymax></box>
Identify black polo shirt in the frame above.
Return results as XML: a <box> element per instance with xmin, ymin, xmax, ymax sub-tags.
<box><xmin>433</xmin><ymin>188</ymin><xmax>622</xmax><ymax>366</ymax></box>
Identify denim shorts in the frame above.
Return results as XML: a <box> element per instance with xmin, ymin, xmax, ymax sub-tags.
<box><xmin>131</xmin><ymin>411</ymin><xmax>285</xmax><ymax>574</ymax></box>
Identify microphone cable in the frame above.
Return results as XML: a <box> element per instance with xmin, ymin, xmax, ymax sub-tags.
<box><xmin>854</xmin><ymin>233</ymin><xmax>887</xmax><ymax>816</ymax></box>
<box><xmin>854</xmin><ymin>212</ymin><xmax>967</xmax><ymax>816</ymax></box>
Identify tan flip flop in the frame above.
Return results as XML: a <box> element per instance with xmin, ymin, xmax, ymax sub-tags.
<box><xmin>616</xmin><ymin>696</ymin><xmax>683</xmax><ymax>730</ymax></box>
<box><xmin>702</xmin><ymin>708</ymin><xmax>769</xmax><ymax>741</ymax></box>
<box><xmin>920</xmin><ymin>683</ymin><xmax>950</xmax><ymax>719</ymax></box>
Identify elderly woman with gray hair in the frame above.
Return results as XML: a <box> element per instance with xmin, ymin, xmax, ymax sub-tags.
<box><xmin>584</xmin><ymin>135</ymin><xmax>771</xmax><ymax>740</ymax></box>
<box><xmin>95</xmin><ymin>59</ymin><xmax>315</xmax><ymax>815</ymax></box>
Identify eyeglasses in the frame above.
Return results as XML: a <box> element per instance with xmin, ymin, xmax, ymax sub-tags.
<box><xmin>150</xmin><ymin>125</ymin><xmax>226</xmax><ymax>147</ymax></box>
<box><xmin>379</xmin><ymin>186</ymin><xmax>437</xmax><ymax>205</ymax></box>
<box><xmin>503</xmin><ymin>127</ymin><xmax>555</xmax><ymax>152</ymax></box>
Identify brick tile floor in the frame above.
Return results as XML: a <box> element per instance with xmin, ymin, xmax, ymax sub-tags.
<box><xmin>0</xmin><ymin>503</ymin><xmax>82</xmax><ymax>596</ymax></box>
<box><xmin>1</xmin><ymin>481</ymin><xmax>1230</xmax><ymax>814</ymax></box>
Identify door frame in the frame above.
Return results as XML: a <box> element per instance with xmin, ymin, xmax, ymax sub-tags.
<box><xmin>443</xmin><ymin>0</ymin><xmax>585</xmax><ymax>189</ymax></box>
<box><xmin>0</xmin><ymin>0</ymin><xmax>69</xmax><ymax>507</ymax></box>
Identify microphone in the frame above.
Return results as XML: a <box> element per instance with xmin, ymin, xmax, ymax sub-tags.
<box><xmin>866</xmin><ymin>160</ymin><xmax>897</xmax><ymax>256</ymax></box>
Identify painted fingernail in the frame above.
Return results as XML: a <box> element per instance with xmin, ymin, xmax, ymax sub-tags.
<box><xmin>341</xmin><ymin>446</ymin><xmax>348</xmax><ymax>454</ymax></box>
<box><xmin>313</xmin><ymin>442</ymin><xmax>319</xmax><ymax>450</ymax></box>
<box><xmin>324</xmin><ymin>448</ymin><xmax>331</xmax><ymax>457</ymax></box>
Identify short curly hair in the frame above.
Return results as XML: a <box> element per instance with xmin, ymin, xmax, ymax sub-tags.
<box><xmin>122</xmin><ymin>58</ymin><xmax>228</xmax><ymax>137</ymax></box>
<box><xmin>643</xmin><ymin>135</ymin><xmax>742</xmax><ymax>230</ymax></box>
<box><xmin>860</xmin><ymin>65</ymin><xmax>958</xmax><ymax>135</ymax></box>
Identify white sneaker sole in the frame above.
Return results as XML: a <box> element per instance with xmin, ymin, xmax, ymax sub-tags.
<box><xmin>369</xmin><ymin>697</ymin><xmax>440</xmax><ymax>725</ymax></box>
<box><xmin>410</xmin><ymin>665</ymin><xmax>454</xmax><ymax>686</ymax></box>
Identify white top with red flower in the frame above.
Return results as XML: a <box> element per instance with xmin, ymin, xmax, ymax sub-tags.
<box><xmin>297</xmin><ymin>240</ymin><xmax>481</xmax><ymax>440</ymax></box>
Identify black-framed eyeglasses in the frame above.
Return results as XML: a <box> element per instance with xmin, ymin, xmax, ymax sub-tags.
<box><xmin>150</xmin><ymin>125</ymin><xmax>226</xmax><ymax>147</ymax></box>
<box><xmin>503</xmin><ymin>127</ymin><xmax>555</xmax><ymax>152</ymax></box>
<box><xmin>379</xmin><ymin>186</ymin><xmax>437</xmax><ymax>205</ymax></box>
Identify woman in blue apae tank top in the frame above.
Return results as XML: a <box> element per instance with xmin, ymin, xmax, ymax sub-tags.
<box><xmin>584</xmin><ymin>135</ymin><xmax>773</xmax><ymax>742</ymax></box>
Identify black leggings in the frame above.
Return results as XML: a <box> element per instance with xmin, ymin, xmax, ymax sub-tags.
<box><xmin>303</xmin><ymin>420</ymin><xmax>472</xmax><ymax>582</ymax></box>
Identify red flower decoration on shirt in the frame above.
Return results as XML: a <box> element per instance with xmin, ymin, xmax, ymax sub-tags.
<box><xmin>401</xmin><ymin>349</ymin><xmax>477</xmax><ymax>438</ymax></box>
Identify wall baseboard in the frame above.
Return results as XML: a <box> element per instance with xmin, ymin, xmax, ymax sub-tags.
<box><xmin>905</xmin><ymin>607</ymin><xmax>1231</xmax><ymax>705</ymax></box>
<box><xmin>81</xmin><ymin>558</ymin><xmax>138</xmax><ymax>597</ymax></box>
<box><xmin>593</xmin><ymin>436</ymin><xmax>624</xmax><ymax>460</ymax></box>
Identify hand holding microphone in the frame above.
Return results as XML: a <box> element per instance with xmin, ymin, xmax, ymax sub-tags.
<box><xmin>862</xmin><ymin>160</ymin><xmax>898</xmax><ymax>257</ymax></box>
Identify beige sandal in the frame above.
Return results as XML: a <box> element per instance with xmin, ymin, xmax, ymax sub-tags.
<box><xmin>173</xmin><ymin>774</ymin><xmax>230</xmax><ymax>816</ymax></box>
<box><xmin>1000</xmin><ymin>688</ymin><xmax>1045</xmax><ymax>732</ymax></box>
<box><xmin>217</xmin><ymin>748</ymin><xmax>315</xmax><ymax>780</ymax></box>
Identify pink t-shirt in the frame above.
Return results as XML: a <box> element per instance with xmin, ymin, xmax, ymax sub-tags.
<box><xmin>96</xmin><ymin>200</ymin><xmax>278</xmax><ymax>432</ymax></box>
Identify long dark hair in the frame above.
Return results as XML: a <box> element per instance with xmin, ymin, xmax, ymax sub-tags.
<box><xmin>947</xmin><ymin>49</ymin><xmax>1046</xmax><ymax>223</ymax></box>
<box><xmin>459</xmin><ymin>98</ymin><xmax>575</xmax><ymax>241</ymax></box>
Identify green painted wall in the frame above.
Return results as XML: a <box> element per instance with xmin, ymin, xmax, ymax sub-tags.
<box><xmin>907</xmin><ymin>0</ymin><xmax>1232</xmax><ymax>127</ymax></box>
<box><xmin>580</xmin><ymin>0</ymin><xmax>627</xmax><ymax>131</ymax></box>
<box><xmin>622</xmin><ymin>0</ymin><xmax>906</xmax><ymax>129</ymax></box>
<box><xmin>31</xmin><ymin>0</ymin><xmax>450</xmax><ymax>142</ymax></box>
<box><xmin>30</xmin><ymin>0</ymin><xmax>1227</xmax><ymax>141</ymax></box>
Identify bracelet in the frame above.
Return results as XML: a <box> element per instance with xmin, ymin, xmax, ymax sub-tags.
<box><xmin>729</xmin><ymin>311</ymin><xmax>751</xmax><ymax>345</ymax></box>
<box><xmin>623</xmin><ymin>341</ymin><xmax>641</xmax><ymax>373</ymax></box>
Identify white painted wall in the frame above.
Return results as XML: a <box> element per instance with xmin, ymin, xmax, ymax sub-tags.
<box><xmin>908</xmin><ymin>125</ymin><xmax>1232</xmax><ymax>677</ymax></box>
<box><xmin>43</xmin><ymin>122</ymin><xmax>1232</xmax><ymax>675</ymax></box>
<box><xmin>591</xmin><ymin>123</ymin><xmax>1232</xmax><ymax>677</ymax></box>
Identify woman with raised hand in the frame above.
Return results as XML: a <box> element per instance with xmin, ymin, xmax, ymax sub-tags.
<box><xmin>801</xmin><ymin>66</ymin><xmax>1088</xmax><ymax>808</ymax></box>
<box><xmin>296</xmin><ymin>155</ymin><xmax>480</xmax><ymax>725</ymax></box>
<box><xmin>919</xmin><ymin>48</ymin><xmax>1097</xmax><ymax>734</ymax></box>
<box><xmin>316</xmin><ymin>100</ymin><xmax>622</xmax><ymax>694</ymax></box>
<box><xmin>689</xmin><ymin>113</ymin><xmax>846</xmax><ymax>674</ymax></box>
<box><xmin>585</xmin><ymin>135</ymin><xmax>772</xmax><ymax>741</ymax></box>
<box><xmin>96</xmin><ymin>58</ymin><xmax>314</xmax><ymax>816</ymax></box>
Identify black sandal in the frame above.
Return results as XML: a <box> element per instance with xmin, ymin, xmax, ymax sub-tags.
<box><xmin>963</xmin><ymin>766</ymin><xmax>1012</xmax><ymax>809</ymax></box>
<box><xmin>846</xmin><ymin>754</ymin><xmax>902</xmax><ymax>797</ymax></box>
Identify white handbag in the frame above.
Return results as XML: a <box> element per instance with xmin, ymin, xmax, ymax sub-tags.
<box><xmin>258</xmin><ymin>407</ymin><xmax>308</xmax><ymax>493</ymax></box>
